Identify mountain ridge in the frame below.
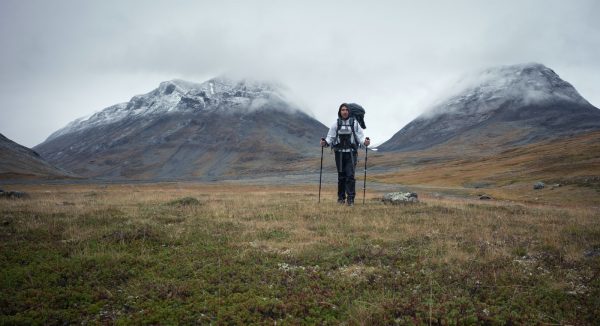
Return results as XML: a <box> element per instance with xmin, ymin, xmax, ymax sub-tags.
<box><xmin>44</xmin><ymin>77</ymin><xmax>296</xmax><ymax>143</ymax></box>
<box><xmin>0</xmin><ymin>133</ymin><xmax>74</xmax><ymax>179</ymax></box>
<box><xmin>34</xmin><ymin>77</ymin><xmax>327</xmax><ymax>180</ymax></box>
<box><xmin>378</xmin><ymin>63</ymin><xmax>600</xmax><ymax>152</ymax></box>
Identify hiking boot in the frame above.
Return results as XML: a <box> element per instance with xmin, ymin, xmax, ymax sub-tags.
<box><xmin>337</xmin><ymin>199</ymin><xmax>345</xmax><ymax>205</ymax></box>
<box><xmin>347</xmin><ymin>200</ymin><xmax>354</xmax><ymax>207</ymax></box>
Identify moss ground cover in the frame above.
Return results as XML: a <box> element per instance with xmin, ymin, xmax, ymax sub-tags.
<box><xmin>1</xmin><ymin>183</ymin><xmax>598</xmax><ymax>324</ymax></box>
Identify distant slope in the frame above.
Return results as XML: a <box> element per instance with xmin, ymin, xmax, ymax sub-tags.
<box><xmin>370</xmin><ymin>130</ymin><xmax>600</xmax><ymax>188</ymax></box>
<box><xmin>378</xmin><ymin>63</ymin><xmax>600</xmax><ymax>152</ymax></box>
<box><xmin>0</xmin><ymin>133</ymin><xmax>73</xmax><ymax>179</ymax></box>
<box><xmin>35</xmin><ymin>78</ymin><xmax>328</xmax><ymax>180</ymax></box>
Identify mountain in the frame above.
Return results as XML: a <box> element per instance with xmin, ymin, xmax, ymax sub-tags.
<box><xmin>378</xmin><ymin>63</ymin><xmax>600</xmax><ymax>152</ymax></box>
<box><xmin>0</xmin><ymin>133</ymin><xmax>73</xmax><ymax>179</ymax></box>
<box><xmin>34</xmin><ymin>77</ymin><xmax>328</xmax><ymax>180</ymax></box>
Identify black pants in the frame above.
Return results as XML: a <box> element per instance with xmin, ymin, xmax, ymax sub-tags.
<box><xmin>335</xmin><ymin>151</ymin><xmax>358</xmax><ymax>202</ymax></box>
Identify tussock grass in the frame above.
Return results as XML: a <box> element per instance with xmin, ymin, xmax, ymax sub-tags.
<box><xmin>166</xmin><ymin>196</ymin><xmax>202</xmax><ymax>207</ymax></box>
<box><xmin>0</xmin><ymin>183</ymin><xmax>599</xmax><ymax>324</ymax></box>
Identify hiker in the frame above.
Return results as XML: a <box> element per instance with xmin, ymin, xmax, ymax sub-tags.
<box><xmin>320</xmin><ymin>103</ymin><xmax>370</xmax><ymax>206</ymax></box>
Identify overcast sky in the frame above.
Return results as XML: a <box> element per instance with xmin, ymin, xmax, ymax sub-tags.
<box><xmin>1</xmin><ymin>0</ymin><xmax>599</xmax><ymax>147</ymax></box>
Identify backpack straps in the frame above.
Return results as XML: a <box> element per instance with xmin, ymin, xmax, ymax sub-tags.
<box><xmin>335</xmin><ymin>117</ymin><xmax>359</xmax><ymax>151</ymax></box>
<box><xmin>349</xmin><ymin>117</ymin><xmax>359</xmax><ymax>150</ymax></box>
<box><xmin>348</xmin><ymin>117</ymin><xmax>355</xmax><ymax>134</ymax></box>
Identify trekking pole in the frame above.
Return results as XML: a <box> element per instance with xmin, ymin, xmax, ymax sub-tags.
<box><xmin>363</xmin><ymin>137</ymin><xmax>369</xmax><ymax>205</ymax></box>
<box><xmin>318</xmin><ymin>138</ymin><xmax>325</xmax><ymax>203</ymax></box>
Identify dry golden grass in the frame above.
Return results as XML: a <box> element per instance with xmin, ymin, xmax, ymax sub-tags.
<box><xmin>2</xmin><ymin>182</ymin><xmax>597</xmax><ymax>256</ymax></box>
<box><xmin>371</xmin><ymin>131</ymin><xmax>600</xmax><ymax>183</ymax></box>
<box><xmin>1</xmin><ymin>182</ymin><xmax>599</xmax><ymax>324</ymax></box>
<box><xmin>367</xmin><ymin>131</ymin><xmax>600</xmax><ymax>207</ymax></box>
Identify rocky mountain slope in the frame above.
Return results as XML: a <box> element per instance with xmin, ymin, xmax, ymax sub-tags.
<box><xmin>378</xmin><ymin>63</ymin><xmax>600</xmax><ymax>152</ymax></box>
<box><xmin>0</xmin><ymin>133</ymin><xmax>73</xmax><ymax>179</ymax></box>
<box><xmin>35</xmin><ymin>78</ymin><xmax>328</xmax><ymax>180</ymax></box>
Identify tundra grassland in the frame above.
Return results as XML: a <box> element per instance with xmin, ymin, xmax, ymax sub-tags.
<box><xmin>1</xmin><ymin>183</ymin><xmax>599</xmax><ymax>325</ymax></box>
<box><xmin>369</xmin><ymin>131</ymin><xmax>600</xmax><ymax>208</ymax></box>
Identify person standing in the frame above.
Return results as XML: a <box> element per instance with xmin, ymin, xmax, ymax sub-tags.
<box><xmin>320</xmin><ymin>103</ymin><xmax>370</xmax><ymax>206</ymax></box>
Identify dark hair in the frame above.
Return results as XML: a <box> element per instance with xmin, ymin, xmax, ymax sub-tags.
<box><xmin>338</xmin><ymin>103</ymin><xmax>349</xmax><ymax>118</ymax></box>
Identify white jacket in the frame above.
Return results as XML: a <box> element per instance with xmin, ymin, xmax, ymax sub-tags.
<box><xmin>325</xmin><ymin>118</ymin><xmax>366</xmax><ymax>152</ymax></box>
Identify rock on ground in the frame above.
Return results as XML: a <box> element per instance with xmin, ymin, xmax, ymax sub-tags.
<box><xmin>382</xmin><ymin>192</ymin><xmax>419</xmax><ymax>204</ymax></box>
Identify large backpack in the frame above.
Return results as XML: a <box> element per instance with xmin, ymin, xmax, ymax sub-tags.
<box><xmin>345</xmin><ymin>103</ymin><xmax>367</xmax><ymax>129</ymax></box>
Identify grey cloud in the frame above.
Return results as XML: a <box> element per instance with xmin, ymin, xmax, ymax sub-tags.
<box><xmin>1</xmin><ymin>0</ymin><xmax>599</xmax><ymax>147</ymax></box>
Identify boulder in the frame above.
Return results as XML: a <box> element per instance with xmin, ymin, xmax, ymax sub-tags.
<box><xmin>533</xmin><ymin>182</ymin><xmax>545</xmax><ymax>190</ymax></box>
<box><xmin>382</xmin><ymin>192</ymin><xmax>418</xmax><ymax>204</ymax></box>
<box><xmin>479</xmin><ymin>195</ymin><xmax>492</xmax><ymax>200</ymax></box>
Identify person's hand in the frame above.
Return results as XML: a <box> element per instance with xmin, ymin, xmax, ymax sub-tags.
<box><xmin>320</xmin><ymin>138</ymin><xmax>327</xmax><ymax>147</ymax></box>
<box><xmin>364</xmin><ymin>137</ymin><xmax>371</xmax><ymax>147</ymax></box>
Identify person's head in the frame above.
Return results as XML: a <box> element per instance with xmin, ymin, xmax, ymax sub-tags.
<box><xmin>338</xmin><ymin>103</ymin><xmax>350</xmax><ymax>119</ymax></box>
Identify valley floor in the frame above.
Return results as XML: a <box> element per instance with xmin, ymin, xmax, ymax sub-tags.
<box><xmin>1</xmin><ymin>182</ymin><xmax>599</xmax><ymax>324</ymax></box>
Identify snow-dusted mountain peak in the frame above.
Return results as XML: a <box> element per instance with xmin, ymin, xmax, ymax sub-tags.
<box><xmin>43</xmin><ymin>76</ymin><xmax>292</xmax><ymax>143</ymax></box>
<box><xmin>474</xmin><ymin>63</ymin><xmax>582</xmax><ymax>99</ymax></box>
<box><xmin>151</xmin><ymin>77</ymin><xmax>286</xmax><ymax>103</ymax></box>
<box><xmin>427</xmin><ymin>63</ymin><xmax>590</xmax><ymax>118</ymax></box>
<box><xmin>378</xmin><ymin>63</ymin><xmax>600</xmax><ymax>152</ymax></box>
<box><xmin>203</xmin><ymin>76</ymin><xmax>286</xmax><ymax>98</ymax></box>
<box><xmin>156</xmin><ymin>79</ymin><xmax>203</xmax><ymax>96</ymax></box>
